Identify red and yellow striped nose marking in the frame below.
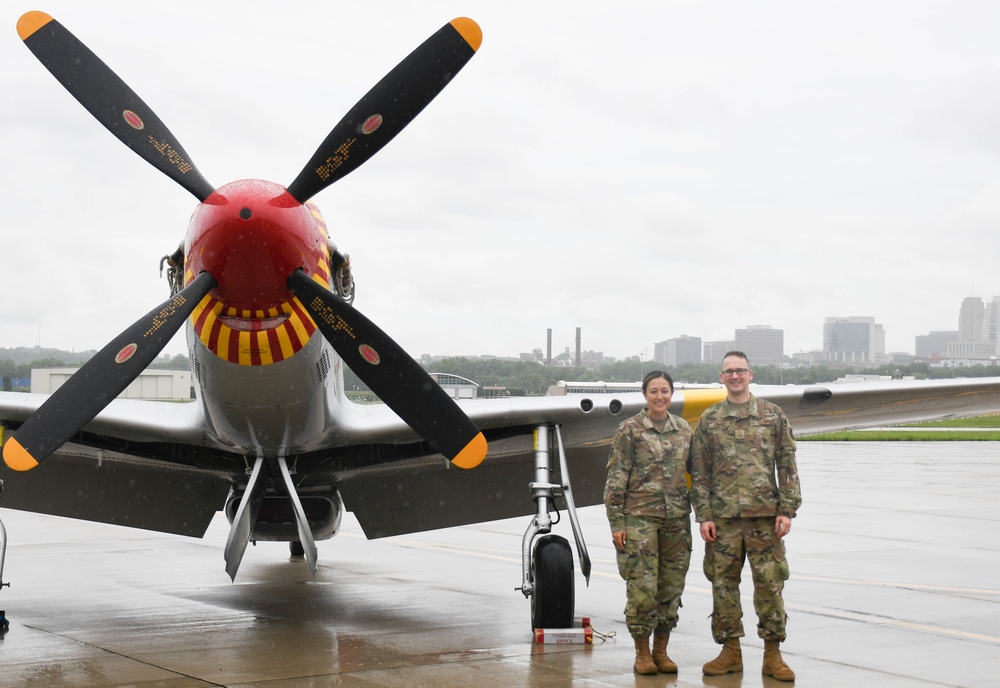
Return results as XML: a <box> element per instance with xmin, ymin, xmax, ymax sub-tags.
<box><xmin>191</xmin><ymin>295</ymin><xmax>320</xmax><ymax>366</ymax></box>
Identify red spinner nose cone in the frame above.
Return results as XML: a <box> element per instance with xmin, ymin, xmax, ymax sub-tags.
<box><xmin>185</xmin><ymin>180</ymin><xmax>326</xmax><ymax>311</ymax></box>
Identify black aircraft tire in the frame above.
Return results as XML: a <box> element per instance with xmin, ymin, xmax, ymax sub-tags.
<box><xmin>289</xmin><ymin>541</ymin><xmax>305</xmax><ymax>557</ymax></box>
<box><xmin>530</xmin><ymin>534</ymin><xmax>574</xmax><ymax>630</ymax></box>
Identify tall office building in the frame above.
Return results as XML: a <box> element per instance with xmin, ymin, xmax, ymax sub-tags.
<box><xmin>951</xmin><ymin>296</ymin><xmax>997</xmax><ymax>360</ymax></box>
<box><xmin>984</xmin><ymin>297</ymin><xmax>1000</xmax><ymax>348</ymax></box>
<box><xmin>668</xmin><ymin>336</ymin><xmax>702</xmax><ymax>366</ymax></box>
<box><xmin>653</xmin><ymin>340</ymin><xmax>669</xmax><ymax>366</ymax></box>
<box><xmin>915</xmin><ymin>331</ymin><xmax>958</xmax><ymax>358</ymax></box>
<box><xmin>823</xmin><ymin>316</ymin><xmax>884</xmax><ymax>365</ymax></box>
<box><xmin>703</xmin><ymin>340</ymin><xmax>737</xmax><ymax>364</ymax></box>
<box><xmin>959</xmin><ymin>297</ymin><xmax>985</xmax><ymax>342</ymax></box>
<box><xmin>654</xmin><ymin>336</ymin><xmax>702</xmax><ymax>366</ymax></box>
<box><xmin>734</xmin><ymin>326</ymin><xmax>784</xmax><ymax>366</ymax></box>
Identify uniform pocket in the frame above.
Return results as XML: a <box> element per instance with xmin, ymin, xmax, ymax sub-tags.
<box><xmin>617</xmin><ymin>547</ymin><xmax>631</xmax><ymax>581</ymax></box>
<box><xmin>772</xmin><ymin>538</ymin><xmax>789</xmax><ymax>581</ymax></box>
<box><xmin>702</xmin><ymin>541</ymin><xmax>716</xmax><ymax>582</ymax></box>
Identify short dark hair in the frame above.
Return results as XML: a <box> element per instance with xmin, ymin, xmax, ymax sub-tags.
<box><xmin>642</xmin><ymin>370</ymin><xmax>674</xmax><ymax>394</ymax></box>
<box><xmin>722</xmin><ymin>350</ymin><xmax>750</xmax><ymax>367</ymax></box>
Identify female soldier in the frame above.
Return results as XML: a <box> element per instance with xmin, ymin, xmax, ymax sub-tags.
<box><xmin>604</xmin><ymin>370</ymin><xmax>693</xmax><ymax>675</ymax></box>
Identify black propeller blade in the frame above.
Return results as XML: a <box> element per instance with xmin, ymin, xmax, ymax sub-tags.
<box><xmin>11</xmin><ymin>13</ymin><xmax>487</xmax><ymax>473</ymax></box>
<box><xmin>2</xmin><ymin>272</ymin><xmax>218</xmax><ymax>471</ymax></box>
<box><xmin>17</xmin><ymin>11</ymin><xmax>215</xmax><ymax>201</ymax></box>
<box><xmin>285</xmin><ymin>17</ymin><xmax>482</xmax><ymax>203</ymax></box>
<box><xmin>287</xmin><ymin>270</ymin><xmax>486</xmax><ymax>469</ymax></box>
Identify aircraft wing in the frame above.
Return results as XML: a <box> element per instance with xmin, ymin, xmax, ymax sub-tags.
<box><xmin>3</xmin><ymin>377</ymin><xmax>1000</xmax><ymax>541</ymax></box>
<box><xmin>336</xmin><ymin>376</ymin><xmax>1000</xmax><ymax>538</ymax></box>
<box><xmin>0</xmin><ymin>392</ymin><xmax>208</xmax><ymax>444</ymax></box>
<box><xmin>751</xmin><ymin>377</ymin><xmax>1000</xmax><ymax>435</ymax></box>
<box><xmin>0</xmin><ymin>391</ymin><xmax>232</xmax><ymax>537</ymax></box>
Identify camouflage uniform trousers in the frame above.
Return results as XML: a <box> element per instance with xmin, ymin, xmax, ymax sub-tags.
<box><xmin>702</xmin><ymin>516</ymin><xmax>790</xmax><ymax>643</ymax></box>
<box><xmin>616</xmin><ymin>514</ymin><xmax>692</xmax><ymax>638</ymax></box>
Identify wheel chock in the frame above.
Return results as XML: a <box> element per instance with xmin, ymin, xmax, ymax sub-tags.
<box><xmin>533</xmin><ymin>616</ymin><xmax>609</xmax><ymax>644</ymax></box>
<box><xmin>533</xmin><ymin>626</ymin><xmax>594</xmax><ymax>644</ymax></box>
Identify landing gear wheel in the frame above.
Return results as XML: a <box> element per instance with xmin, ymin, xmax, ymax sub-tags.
<box><xmin>530</xmin><ymin>534</ymin><xmax>574</xmax><ymax>630</ymax></box>
<box><xmin>289</xmin><ymin>541</ymin><xmax>305</xmax><ymax>557</ymax></box>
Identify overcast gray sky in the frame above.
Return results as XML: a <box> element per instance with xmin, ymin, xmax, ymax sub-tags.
<box><xmin>2</xmin><ymin>1</ymin><xmax>999</xmax><ymax>363</ymax></box>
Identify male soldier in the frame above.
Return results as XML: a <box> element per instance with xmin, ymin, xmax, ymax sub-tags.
<box><xmin>689</xmin><ymin>351</ymin><xmax>801</xmax><ymax>682</ymax></box>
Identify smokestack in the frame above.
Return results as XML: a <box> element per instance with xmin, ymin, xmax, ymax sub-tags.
<box><xmin>546</xmin><ymin>329</ymin><xmax>552</xmax><ymax>366</ymax></box>
<box><xmin>576</xmin><ymin>327</ymin><xmax>581</xmax><ymax>367</ymax></box>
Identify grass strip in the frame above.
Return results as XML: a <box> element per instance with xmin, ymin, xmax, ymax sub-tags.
<box><xmin>800</xmin><ymin>430</ymin><xmax>1000</xmax><ymax>441</ymax></box>
<box><xmin>898</xmin><ymin>415</ymin><xmax>1000</xmax><ymax>428</ymax></box>
<box><xmin>800</xmin><ymin>414</ymin><xmax>1000</xmax><ymax>440</ymax></box>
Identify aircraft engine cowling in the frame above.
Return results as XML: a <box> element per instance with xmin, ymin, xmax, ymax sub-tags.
<box><xmin>224</xmin><ymin>486</ymin><xmax>344</xmax><ymax>542</ymax></box>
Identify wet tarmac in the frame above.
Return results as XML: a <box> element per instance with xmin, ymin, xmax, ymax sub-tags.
<box><xmin>1</xmin><ymin>441</ymin><xmax>999</xmax><ymax>687</ymax></box>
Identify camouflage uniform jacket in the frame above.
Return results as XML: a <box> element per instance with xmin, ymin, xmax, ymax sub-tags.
<box><xmin>689</xmin><ymin>395</ymin><xmax>801</xmax><ymax>522</ymax></box>
<box><xmin>604</xmin><ymin>409</ymin><xmax>693</xmax><ymax>532</ymax></box>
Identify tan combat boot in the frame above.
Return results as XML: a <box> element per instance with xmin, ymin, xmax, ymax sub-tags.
<box><xmin>633</xmin><ymin>634</ymin><xmax>658</xmax><ymax>675</ymax></box>
<box><xmin>652</xmin><ymin>632</ymin><xmax>678</xmax><ymax>673</ymax></box>
<box><xmin>703</xmin><ymin>638</ymin><xmax>743</xmax><ymax>675</ymax></box>
<box><xmin>763</xmin><ymin>639</ymin><xmax>795</xmax><ymax>681</ymax></box>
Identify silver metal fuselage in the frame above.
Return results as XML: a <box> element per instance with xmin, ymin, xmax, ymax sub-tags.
<box><xmin>187</xmin><ymin>328</ymin><xmax>346</xmax><ymax>458</ymax></box>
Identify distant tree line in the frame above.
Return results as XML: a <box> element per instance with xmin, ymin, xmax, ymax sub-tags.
<box><xmin>4</xmin><ymin>346</ymin><xmax>999</xmax><ymax>397</ymax></box>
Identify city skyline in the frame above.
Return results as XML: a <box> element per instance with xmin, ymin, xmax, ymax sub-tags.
<box><xmin>575</xmin><ymin>293</ymin><xmax>1000</xmax><ymax>366</ymax></box>
<box><xmin>6</xmin><ymin>290</ymin><xmax>996</xmax><ymax>366</ymax></box>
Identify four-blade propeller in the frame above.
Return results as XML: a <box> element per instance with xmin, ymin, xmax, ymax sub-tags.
<box><xmin>3</xmin><ymin>11</ymin><xmax>486</xmax><ymax>472</ymax></box>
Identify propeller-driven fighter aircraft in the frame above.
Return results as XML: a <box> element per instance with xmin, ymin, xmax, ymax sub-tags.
<box><xmin>3</xmin><ymin>11</ymin><xmax>1000</xmax><ymax>630</ymax></box>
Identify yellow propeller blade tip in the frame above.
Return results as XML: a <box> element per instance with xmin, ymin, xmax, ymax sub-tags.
<box><xmin>17</xmin><ymin>11</ymin><xmax>54</xmax><ymax>41</ymax></box>
<box><xmin>450</xmin><ymin>17</ymin><xmax>482</xmax><ymax>52</ymax></box>
<box><xmin>451</xmin><ymin>432</ymin><xmax>487</xmax><ymax>469</ymax></box>
<box><xmin>3</xmin><ymin>436</ymin><xmax>40</xmax><ymax>471</ymax></box>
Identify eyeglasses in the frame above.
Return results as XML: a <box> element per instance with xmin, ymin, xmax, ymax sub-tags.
<box><xmin>721</xmin><ymin>368</ymin><xmax>749</xmax><ymax>377</ymax></box>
